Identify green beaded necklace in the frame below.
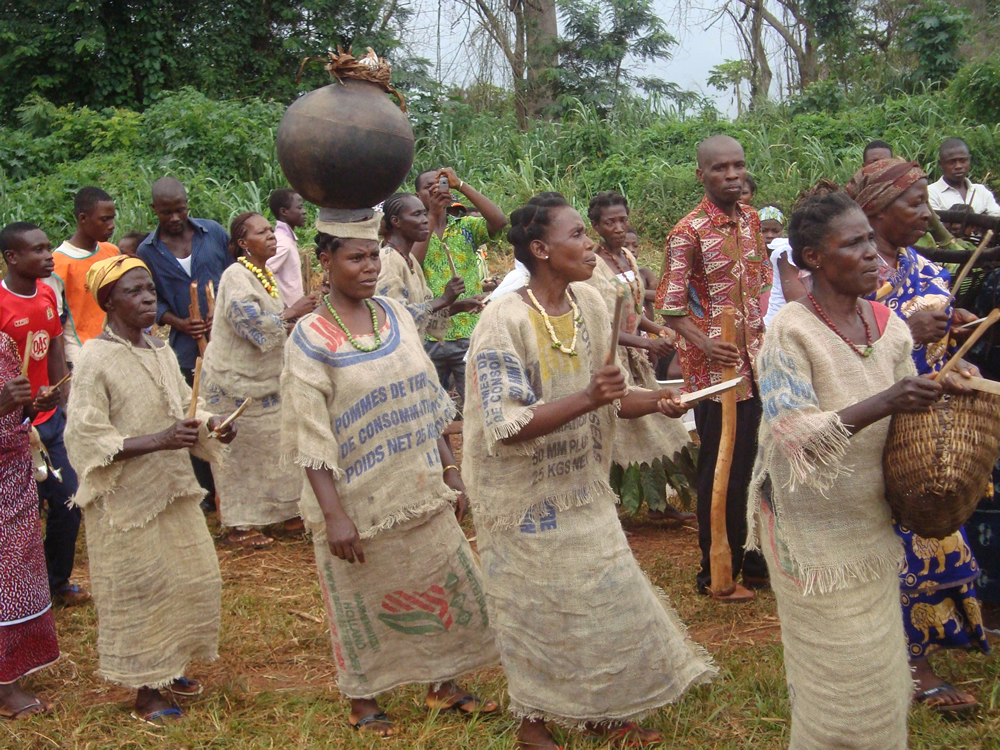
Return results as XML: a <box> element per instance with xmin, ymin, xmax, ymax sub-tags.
<box><xmin>324</xmin><ymin>295</ymin><xmax>382</xmax><ymax>352</ymax></box>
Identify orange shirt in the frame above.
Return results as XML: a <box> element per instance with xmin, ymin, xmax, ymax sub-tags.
<box><xmin>50</xmin><ymin>241</ymin><xmax>119</xmax><ymax>353</ymax></box>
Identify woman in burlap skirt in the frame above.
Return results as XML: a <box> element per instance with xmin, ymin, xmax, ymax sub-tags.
<box><xmin>584</xmin><ymin>190</ymin><xmax>694</xmax><ymax>522</ymax></box>
<box><xmin>280</xmin><ymin>210</ymin><xmax>499</xmax><ymax>739</ymax></box>
<box><xmin>66</xmin><ymin>257</ymin><xmax>236</xmax><ymax>724</ymax></box>
<box><xmin>463</xmin><ymin>193</ymin><xmax>716</xmax><ymax>750</ymax></box>
<box><xmin>201</xmin><ymin>212</ymin><xmax>315</xmax><ymax>548</ymax></box>
<box><xmin>748</xmin><ymin>190</ymin><xmax>973</xmax><ymax>748</ymax></box>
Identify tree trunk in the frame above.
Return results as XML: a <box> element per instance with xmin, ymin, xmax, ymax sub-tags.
<box><xmin>522</xmin><ymin>0</ymin><xmax>557</xmax><ymax>119</ymax></box>
<box><xmin>748</xmin><ymin>2</ymin><xmax>772</xmax><ymax>110</ymax></box>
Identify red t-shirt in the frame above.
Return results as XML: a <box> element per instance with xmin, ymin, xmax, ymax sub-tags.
<box><xmin>0</xmin><ymin>280</ymin><xmax>63</xmax><ymax>424</ymax></box>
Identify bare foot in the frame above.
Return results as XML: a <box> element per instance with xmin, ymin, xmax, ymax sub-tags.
<box><xmin>517</xmin><ymin>718</ymin><xmax>560</xmax><ymax>749</ymax></box>
<box><xmin>0</xmin><ymin>681</ymin><xmax>52</xmax><ymax>719</ymax></box>
<box><xmin>349</xmin><ymin>697</ymin><xmax>395</xmax><ymax>737</ymax></box>
<box><xmin>911</xmin><ymin>657</ymin><xmax>977</xmax><ymax>714</ymax></box>
<box><xmin>426</xmin><ymin>681</ymin><xmax>499</xmax><ymax>714</ymax></box>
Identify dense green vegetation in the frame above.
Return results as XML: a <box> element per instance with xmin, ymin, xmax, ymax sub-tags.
<box><xmin>3</xmin><ymin>60</ymin><xmax>1000</xmax><ymax>254</ymax></box>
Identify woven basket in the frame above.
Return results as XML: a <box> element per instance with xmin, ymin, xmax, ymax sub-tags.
<box><xmin>883</xmin><ymin>390</ymin><xmax>1000</xmax><ymax>539</ymax></box>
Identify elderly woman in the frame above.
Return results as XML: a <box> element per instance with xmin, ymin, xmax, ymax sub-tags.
<box><xmin>463</xmin><ymin>193</ymin><xmax>715</xmax><ymax>750</ymax></box>
<box><xmin>201</xmin><ymin>212</ymin><xmax>314</xmax><ymax>548</ymax></box>
<box><xmin>846</xmin><ymin>159</ymin><xmax>988</xmax><ymax>715</ymax></box>
<box><xmin>280</xmin><ymin>211</ymin><xmax>499</xmax><ymax>738</ymax></box>
<box><xmin>585</xmin><ymin>191</ymin><xmax>694</xmax><ymax>521</ymax></box>
<box><xmin>65</xmin><ymin>256</ymin><xmax>236</xmax><ymax>724</ymax></box>
<box><xmin>749</xmin><ymin>190</ymin><xmax>972</xmax><ymax>748</ymax></box>
<box><xmin>376</xmin><ymin>192</ymin><xmax>474</xmax><ymax>339</ymax></box>
<box><xmin>0</xmin><ymin>332</ymin><xmax>59</xmax><ymax>719</ymax></box>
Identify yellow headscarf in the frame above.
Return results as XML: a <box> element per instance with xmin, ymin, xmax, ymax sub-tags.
<box><xmin>86</xmin><ymin>255</ymin><xmax>150</xmax><ymax>311</ymax></box>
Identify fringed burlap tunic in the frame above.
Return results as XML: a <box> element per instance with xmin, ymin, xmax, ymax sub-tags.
<box><xmin>748</xmin><ymin>302</ymin><xmax>913</xmax><ymax>749</ymax></box>
<box><xmin>463</xmin><ymin>285</ymin><xmax>716</xmax><ymax>726</ymax></box>
<box><xmin>376</xmin><ymin>244</ymin><xmax>449</xmax><ymax>341</ymax></box>
<box><xmin>66</xmin><ymin>335</ymin><xmax>224</xmax><ymax>689</ymax></box>
<box><xmin>202</xmin><ymin>263</ymin><xmax>300</xmax><ymax>527</ymax></box>
<box><xmin>584</xmin><ymin>252</ymin><xmax>690</xmax><ymax>469</ymax></box>
<box><xmin>280</xmin><ymin>298</ymin><xmax>498</xmax><ymax>698</ymax></box>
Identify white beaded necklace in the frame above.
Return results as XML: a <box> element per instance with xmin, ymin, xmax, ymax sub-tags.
<box><xmin>526</xmin><ymin>287</ymin><xmax>581</xmax><ymax>356</ymax></box>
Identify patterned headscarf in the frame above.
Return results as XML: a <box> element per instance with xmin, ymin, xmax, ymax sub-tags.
<box><xmin>759</xmin><ymin>205</ymin><xmax>785</xmax><ymax>224</ymax></box>
<box><xmin>86</xmin><ymin>255</ymin><xmax>150</xmax><ymax>310</ymax></box>
<box><xmin>845</xmin><ymin>158</ymin><xmax>927</xmax><ymax>217</ymax></box>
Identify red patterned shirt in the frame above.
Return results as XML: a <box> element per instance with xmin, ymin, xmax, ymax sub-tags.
<box><xmin>655</xmin><ymin>197</ymin><xmax>771</xmax><ymax>401</ymax></box>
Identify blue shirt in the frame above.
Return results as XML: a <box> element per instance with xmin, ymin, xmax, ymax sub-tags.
<box><xmin>137</xmin><ymin>218</ymin><xmax>232</xmax><ymax>370</ymax></box>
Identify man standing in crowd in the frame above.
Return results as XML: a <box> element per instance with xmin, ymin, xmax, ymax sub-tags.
<box><xmin>656</xmin><ymin>134</ymin><xmax>772</xmax><ymax>598</ymax></box>
<box><xmin>928</xmin><ymin>137</ymin><xmax>1000</xmax><ymax>216</ymax></box>
<box><xmin>44</xmin><ymin>187</ymin><xmax>119</xmax><ymax>365</ymax></box>
<box><xmin>0</xmin><ymin>222</ymin><xmax>87</xmax><ymax>605</ymax></box>
<box><xmin>267</xmin><ymin>188</ymin><xmax>308</xmax><ymax>305</ymax></box>
<box><xmin>412</xmin><ymin>167</ymin><xmax>507</xmax><ymax>409</ymax></box>
<box><xmin>137</xmin><ymin>177</ymin><xmax>231</xmax><ymax>506</ymax></box>
<box><xmin>863</xmin><ymin>139</ymin><xmax>894</xmax><ymax>166</ymax></box>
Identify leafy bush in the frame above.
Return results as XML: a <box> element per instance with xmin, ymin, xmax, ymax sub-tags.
<box><xmin>951</xmin><ymin>59</ymin><xmax>1000</xmax><ymax>125</ymax></box>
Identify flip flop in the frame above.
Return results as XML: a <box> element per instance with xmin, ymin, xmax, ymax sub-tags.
<box><xmin>0</xmin><ymin>698</ymin><xmax>53</xmax><ymax>720</ymax></box>
<box><xmin>349</xmin><ymin>712</ymin><xmax>395</xmax><ymax>737</ymax></box>
<box><xmin>586</xmin><ymin>722</ymin><xmax>665</xmax><ymax>747</ymax></box>
<box><xmin>226</xmin><ymin>530</ymin><xmax>274</xmax><ymax>549</ymax></box>
<box><xmin>425</xmin><ymin>693</ymin><xmax>499</xmax><ymax>715</ymax></box>
<box><xmin>131</xmin><ymin>706</ymin><xmax>183</xmax><ymax>725</ymax></box>
<box><xmin>915</xmin><ymin>683</ymin><xmax>979</xmax><ymax>716</ymax></box>
<box><xmin>167</xmin><ymin>677</ymin><xmax>203</xmax><ymax>697</ymax></box>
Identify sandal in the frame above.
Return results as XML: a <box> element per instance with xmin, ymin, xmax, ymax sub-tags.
<box><xmin>52</xmin><ymin>583</ymin><xmax>91</xmax><ymax>607</ymax></box>
<box><xmin>131</xmin><ymin>706</ymin><xmax>183</xmax><ymax>725</ymax></box>
<box><xmin>167</xmin><ymin>677</ymin><xmax>203</xmax><ymax>697</ymax></box>
<box><xmin>915</xmin><ymin>682</ymin><xmax>979</xmax><ymax>716</ymax></box>
<box><xmin>425</xmin><ymin>693</ymin><xmax>499</xmax><ymax>715</ymax></box>
<box><xmin>226</xmin><ymin>530</ymin><xmax>273</xmax><ymax>549</ymax></box>
<box><xmin>349</xmin><ymin>712</ymin><xmax>395</xmax><ymax>737</ymax></box>
<box><xmin>0</xmin><ymin>697</ymin><xmax>53</xmax><ymax>720</ymax></box>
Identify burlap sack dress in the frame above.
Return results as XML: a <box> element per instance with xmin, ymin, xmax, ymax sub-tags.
<box><xmin>462</xmin><ymin>284</ymin><xmax>716</xmax><ymax>726</ymax></box>
<box><xmin>66</xmin><ymin>335</ymin><xmax>224</xmax><ymax>689</ymax></box>
<box><xmin>747</xmin><ymin>302</ymin><xmax>913</xmax><ymax>749</ymax></box>
<box><xmin>202</xmin><ymin>262</ymin><xmax>300</xmax><ymax>527</ymax></box>
<box><xmin>376</xmin><ymin>243</ymin><xmax>448</xmax><ymax>340</ymax></box>
<box><xmin>280</xmin><ymin>297</ymin><xmax>498</xmax><ymax>699</ymax></box>
<box><xmin>583</xmin><ymin>249</ymin><xmax>691</xmax><ymax>467</ymax></box>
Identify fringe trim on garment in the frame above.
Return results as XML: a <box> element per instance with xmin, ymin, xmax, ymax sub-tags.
<box><xmin>485</xmin><ymin>404</ymin><xmax>541</xmax><ymax>457</ymax></box>
<box><xmin>97</xmin><ymin>648</ymin><xmax>219</xmax><ymax>690</ymax></box>
<box><xmin>357</xmin><ymin>495</ymin><xmax>456</xmax><ymax>540</ymax></box>
<box><xmin>337</xmin><ymin>666</ymin><xmax>499</xmax><ymax>701</ymax></box>
<box><xmin>285</xmin><ymin>452</ymin><xmax>345</xmax><ymax>478</ymax></box>
<box><xmin>476</xmin><ymin>478</ymin><xmax>613</xmax><ymax>533</ymax></box>
<box><xmin>797</xmin><ymin>551</ymin><xmax>903</xmax><ymax>597</ymax></box>
<box><xmin>68</xmin><ymin>437</ymin><xmax>125</xmax><ymax>510</ymax></box>
<box><xmin>781</xmin><ymin>413</ymin><xmax>852</xmax><ymax>493</ymax></box>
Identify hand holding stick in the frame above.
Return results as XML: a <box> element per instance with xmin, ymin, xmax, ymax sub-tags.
<box><xmin>188</xmin><ymin>357</ymin><xmax>203</xmax><ymax>420</ymax></box>
<box><xmin>209</xmin><ymin>397</ymin><xmax>251</xmax><ymax>438</ymax></box>
<box><xmin>934</xmin><ymin>308</ymin><xmax>1000</xmax><ymax>382</ymax></box>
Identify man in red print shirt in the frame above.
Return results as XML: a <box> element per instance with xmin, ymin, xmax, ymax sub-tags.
<box><xmin>655</xmin><ymin>135</ymin><xmax>771</xmax><ymax>597</ymax></box>
<box><xmin>0</xmin><ymin>222</ymin><xmax>88</xmax><ymax>606</ymax></box>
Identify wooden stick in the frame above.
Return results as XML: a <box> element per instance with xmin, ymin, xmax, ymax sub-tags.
<box><xmin>710</xmin><ymin>306</ymin><xmax>737</xmax><ymax>597</ymax></box>
<box><xmin>49</xmin><ymin>371</ymin><xmax>72</xmax><ymax>391</ymax></box>
<box><xmin>946</xmin><ymin>229</ymin><xmax>993</xmax><ymax>308</ymax></box>
<box><xmin>606</xmin><ymin>285</ymin><xmax>627</xmax><ymax>366</ymax></box>
<box><xmin>935</xmin><ymin>308</ymin><xmax>1000</xmax><ymax>382</ymax></box>
<box><xmin>442</xmin><ymin>241</ymin><xmax>458</xmax><ymax>278</ymax></box>
<box><xmin>302</xmin><ymin>250</ymin><xmax>313</xmax><ymax>295</ymax></box>
<box><xmin>189</xmin><ymin>280</ymin><xmax>207</xmax><ymax>355</ymax></box>
<box><xmin>188</xmin><ymin>357</ymin><xmax>203</xmax><ymax>419</ymax></box>
<box><xmin>209</xmin><ymin>397</ymin><xmax>251</xmax><ymax>438</ymax></box>
<box><xmin>21</xmin><ymin>332</ymin><xmax>34</xmax><ymax>377</ymax></box>
<box><xmin>206</xmin><ymin>280</ymin><xmax>216</xmax><ymax>319</ymax></box>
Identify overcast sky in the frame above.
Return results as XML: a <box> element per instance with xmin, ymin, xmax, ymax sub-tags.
<box><xmin>400</xmin><ymin>1</ymin><xmax>757</xmax><ymax>116</ymax></box>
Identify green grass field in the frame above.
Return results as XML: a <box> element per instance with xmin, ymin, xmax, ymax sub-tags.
<box><xmin>3</xmin><ymin>507</ymin><xmax>997</xmax><ymax>749</ymax></box>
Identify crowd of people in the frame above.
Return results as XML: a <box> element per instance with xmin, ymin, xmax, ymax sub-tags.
<box><xmin>0</xmin><ymin>131</ymin><xmax>997</xmax><ymax>749</ymax></box>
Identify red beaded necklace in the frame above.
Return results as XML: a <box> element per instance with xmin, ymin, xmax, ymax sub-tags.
<box><xmin>806</xmin><ymin>292</ymin><xmax>873</xmax><ymax>358</ymax></box>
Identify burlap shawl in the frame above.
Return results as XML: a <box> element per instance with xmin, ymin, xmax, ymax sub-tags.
<box><xmin>202</xmin><ymin>263</ymin><xmax>287</xmax><ymax>399</ymax></box>
<box><xmin>747</xmin><ymin>302</ymin><xmax>912</xmax><ymax>594</ymax></box>
<box><xmin>280</xmin><ymin>297</ymin><xmax>457</xmax><ymax>539</ymax></box>
<box><xmin>462</xmin><ymin>283</ymin><xmax>619</xmax><ymax>531</ymax></box>
<box><xmin>376</xmin><ymin>244</ymin><xmax>448</xmax><ymax>341</ymax></box>
<box><xmin>66</xmin><ymin>336</ymin><xmax>226</xmax><ymax>530</ymax></box>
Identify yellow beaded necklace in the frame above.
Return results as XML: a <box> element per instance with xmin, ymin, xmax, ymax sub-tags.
<box><xmin>238</xmin><ymin>256</ymin><xmax>279</xmax><ymax>299</ymax></box>
<box><xmin>526</xmin><ymin>287</ymin><xmax>581</xmax><ymax>356</ymax></box>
